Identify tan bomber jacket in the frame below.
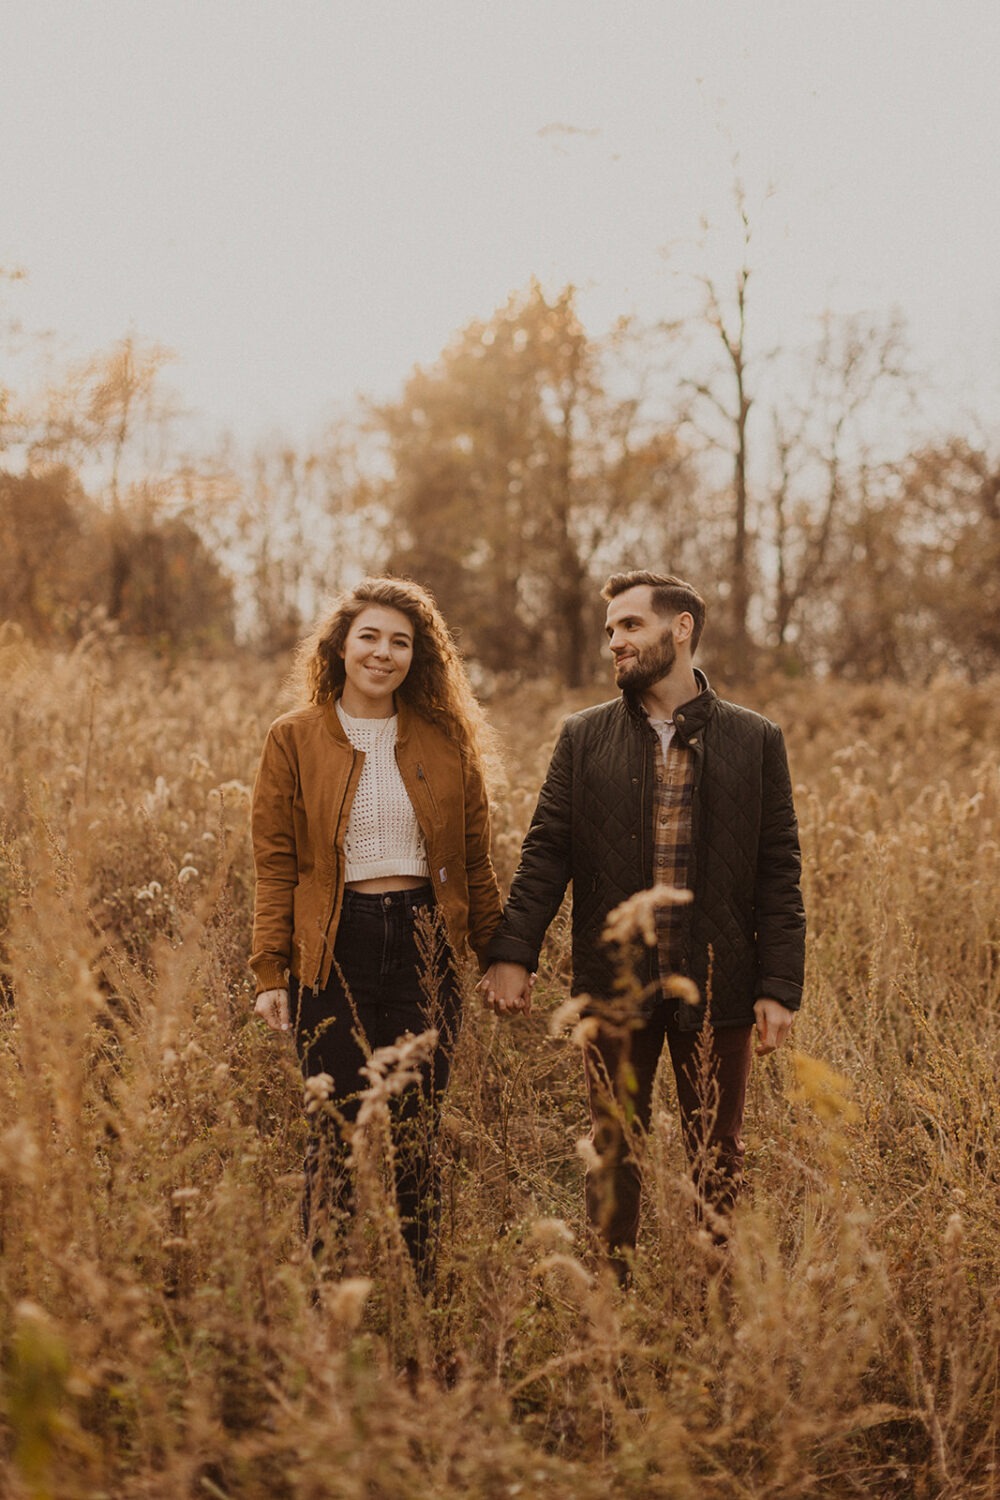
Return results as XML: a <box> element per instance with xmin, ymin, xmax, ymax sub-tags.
<box><xmin>249</xmin><ymin>696</ymin><xmax>503</xmax><ymax>995</ymax></box>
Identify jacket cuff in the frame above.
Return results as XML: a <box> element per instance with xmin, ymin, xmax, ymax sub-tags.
<box><xmin>754</xmin><ymin>977</ymin><xmax>802</xmax><ymax>1010</ymax></box>
<box><xmin>486</xmin><ymin>935</ymin><xmax>540</xmax><ymax>972</ymax></box>
<box><xmin>252</xmin><ymin>958</ymin><xmax>289</xmax><ymax>996</ymax></box>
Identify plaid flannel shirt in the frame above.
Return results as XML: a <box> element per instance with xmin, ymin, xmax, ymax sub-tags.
<box><xmin>650</xmin><ymin>723</ymin><xmax>696</xmax><ymax>984</ymax></box>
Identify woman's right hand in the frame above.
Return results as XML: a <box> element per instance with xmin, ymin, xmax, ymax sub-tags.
<box><xmin>477</xmin><ymin>962</ymin><xmax>534</xmax><ymax>1016</ymax></box>
<box><xmin>254</xmin><ymin>987</ymin><xmax>291</xmax><ymax>1032</ymax></box>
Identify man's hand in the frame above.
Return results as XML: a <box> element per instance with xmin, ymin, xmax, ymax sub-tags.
<box><xmin>753</xmin><ymin>997</ymin><xmax>795</xmax><ymax>1056</ymax></box>
<box><xmin>478</xmin><ymin>962</ymin><xmax>533</xmax><ymax>1016</ymax></box>
<box><xmin>254</xmin><ymin>987</ymin><xmax>290</xmax><ymax>1032</ymax></box>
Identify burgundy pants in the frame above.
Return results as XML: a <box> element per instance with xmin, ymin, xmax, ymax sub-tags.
<box><xmin>584</xmin><ymin>1005</ymin><xmax>754</xmax><ymax>1258</ymax></box>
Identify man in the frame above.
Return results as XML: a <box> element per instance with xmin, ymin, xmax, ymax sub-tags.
<box><xmin>480</xmin><ymin>570</ymin><xmax>805</xmax><ymax>1277</ymax></box>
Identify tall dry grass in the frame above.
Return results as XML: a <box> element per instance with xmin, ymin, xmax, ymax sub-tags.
<box><xmin>1</xmin><ymin>627</ymin><xmax>998</xmax><ymax>1499</ymax></box>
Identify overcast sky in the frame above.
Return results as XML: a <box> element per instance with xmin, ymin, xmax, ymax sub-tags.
<box><xmin>3</xmin><ymin>1</ymin><xmax>998</xmax><ymax>448</ymax></box>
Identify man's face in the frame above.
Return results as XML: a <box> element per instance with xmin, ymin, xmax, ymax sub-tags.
<box><xmin>605</xmin><ymin>586</ymin><xmax>678</xmax><ymax>694</ymax></box>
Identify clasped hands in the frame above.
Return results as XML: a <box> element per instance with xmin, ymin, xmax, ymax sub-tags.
<box><xmin>478</xmin><ymin>961</ymin><xmax>533</xmax><ymax>1016</ymax></box>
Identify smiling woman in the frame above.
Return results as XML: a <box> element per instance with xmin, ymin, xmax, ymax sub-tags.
<box><xmin>339</xmin><ymin>605</ymin><xmax>414</xmax><ymax>721</ymax></box>
<box><xmin>249</xmin><ymin>576</ymin><xmax>504</xmax><ymax>1286</ymax></box>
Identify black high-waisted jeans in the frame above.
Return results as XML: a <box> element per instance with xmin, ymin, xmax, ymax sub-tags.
<box><xmin>290</xmin><ymin>885</ymin><xmax>460</xmax><ymax>1279</ymax></box>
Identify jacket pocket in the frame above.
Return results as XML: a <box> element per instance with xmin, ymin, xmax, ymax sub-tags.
<box><xmin>416</xmin><ymin>763</ymin><xmax>439</xmax><ymax>820</ymax></box>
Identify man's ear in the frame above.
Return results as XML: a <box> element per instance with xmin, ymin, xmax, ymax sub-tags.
<box><xmin>674</xmin><ymin>611</ymin><xmax>695</xmax><ymax>644</ymax></box>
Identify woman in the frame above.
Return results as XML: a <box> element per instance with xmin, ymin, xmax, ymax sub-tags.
<box><xmin>250</xmin><ymin>577</ymin><xmax>503</xmax><ymax>1281</ymax></box>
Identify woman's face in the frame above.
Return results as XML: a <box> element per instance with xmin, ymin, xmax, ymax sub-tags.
<box><xmin>339</xmin><ymin>604</ymin><xmax>415</xmax><ymax>716</ymax></box>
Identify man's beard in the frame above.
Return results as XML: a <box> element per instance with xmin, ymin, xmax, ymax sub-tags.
<box><xmin>614</xmin><ymin>628</ymin><xmax>676</xmax><ymax>696</ymax></box>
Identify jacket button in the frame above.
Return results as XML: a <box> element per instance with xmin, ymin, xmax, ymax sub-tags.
<box><xmin>675</xmin><ymin>713</ymin><xmax>685</xmax><ymax>724</ymax></box>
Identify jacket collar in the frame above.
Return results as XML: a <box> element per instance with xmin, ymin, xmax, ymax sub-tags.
<box><xmin>671</xmin><ymin>668</ymin><xmax>717</xmax><ymax>741</ymax></box>
<box><xmin>623</xmin><ymin>667</ymin><xmax>717</xmax><ymax>739</ymax></box>
<box><xmin>322</xmin><ymin>691</ymin><xmax>418</xmax><ymax>745</ymax></box>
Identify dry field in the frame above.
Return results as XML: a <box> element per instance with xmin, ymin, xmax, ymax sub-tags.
<box><xmin>1</xmin><ymin>625</ymin><xmax>998</xmax><ymax>1499</ymax></box>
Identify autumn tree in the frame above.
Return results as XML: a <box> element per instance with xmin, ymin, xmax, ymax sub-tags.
<box><xmin>33</xmin><ymin>337</ymin><xmax>174</xmax><ymax>613</ymax></box>
<box><xmin>891</xmin><ymin>439</ymin><xmax>999</xmax><ymax>678</ymax></box>
<box><xmin>0</xmin><ymin>468</ymin><xmax>93</xmax><ymax>637</ymax></box>
<box><xmin>24</xmin><ymin>336</ymin><xmax>235</xmax><ymax>645</ymax></box>
<box><xmin>766</xmin><ymin>433</ymin><xmax>1000</xmax><ymax>683</ymax></box>
<box><xmin>95</xmin><ymin>510</ymin><xmax>235</xmax><ymax>648</ymax></box>
<box><xmin>375</xmin><ymin>282</ymin><xmax>695</xmax><ymax>686</ymax></box>
<box><xmin>1</xmin><ymin>266</ymin><xmax>29</xmax><ymax>463</ymax></box>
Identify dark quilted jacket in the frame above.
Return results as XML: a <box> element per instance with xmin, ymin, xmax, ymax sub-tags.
<box><xmin>487</xmin><ymin>674</ymin><xmax>806</xmax><ymax>1030</ymax></box>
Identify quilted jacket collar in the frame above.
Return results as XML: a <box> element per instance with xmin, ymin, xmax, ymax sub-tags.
<box><xmin>623</xmin><ymin>667</ymin><xmax>717</xmax><ymax>739</ymax></box>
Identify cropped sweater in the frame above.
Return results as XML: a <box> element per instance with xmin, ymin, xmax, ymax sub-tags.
<box><xmin>335</xmin><ymin>704</ymin><xmax>429</xmax><ymax>882</ymax></box>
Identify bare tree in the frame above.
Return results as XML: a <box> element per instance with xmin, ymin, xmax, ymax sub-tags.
<box><xmin>768</xmin><ymin>311</ymin><xmax>912</xmax><ymax>656</ymax></box>
<box><xmin>209</xmin><ymin>419</ymin><xmax>384</xmax><ymax>651</ymax></box>
<box><xmin>679</xmin><ymin>185</ymin><xmax>761</xmax><ymax>673</ymax></box>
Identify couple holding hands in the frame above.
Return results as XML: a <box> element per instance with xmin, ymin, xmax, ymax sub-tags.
<box><xmin>250</xmin><ymin>571</ymin><xmax>805</xmax><ymax>1285</ymax></box>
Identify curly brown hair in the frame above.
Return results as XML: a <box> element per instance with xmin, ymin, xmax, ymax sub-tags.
<box><xmin>294</xmin><ymin>576</ymin><xmax>493</xmax><ymax>763</ymax></box>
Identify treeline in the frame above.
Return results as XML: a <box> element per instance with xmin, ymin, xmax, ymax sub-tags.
<box><xmin>2</xmin><ymin>268</ymin><xmax>997</xmax><ymax>683</ymax></box>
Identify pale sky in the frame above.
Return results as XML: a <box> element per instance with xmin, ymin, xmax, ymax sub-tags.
<box><xmin>3</xmin><ymin>1</ymin><xmax>998</xmax><ymax>449</ymax></box>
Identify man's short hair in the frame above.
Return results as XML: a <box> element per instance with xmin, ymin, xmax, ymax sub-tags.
<box><xmin>601</xmin><ymin>570</ymin><xmax>707</xmax><ymax>653</ymax></box>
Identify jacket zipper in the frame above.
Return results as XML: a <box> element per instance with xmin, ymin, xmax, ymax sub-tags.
<box><xmin>639</xmin><ymin>731</ymin><xmax>649</xmax><ymax>881</ymax></box>
<box><xmin>681</xmin><ymin>729</ymin><xmax>704</xmax><ymax>975</ymax></box>
<box><xmin>317</xmin><ymin>746</ymin><xmax>359</xmax><ymax>982</ymax></box>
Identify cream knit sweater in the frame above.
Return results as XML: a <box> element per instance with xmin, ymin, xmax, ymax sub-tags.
<box><xmin>336</xmin><ymin>703</ymin><xmax>429</xmax><ymax>882</ymax></box>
